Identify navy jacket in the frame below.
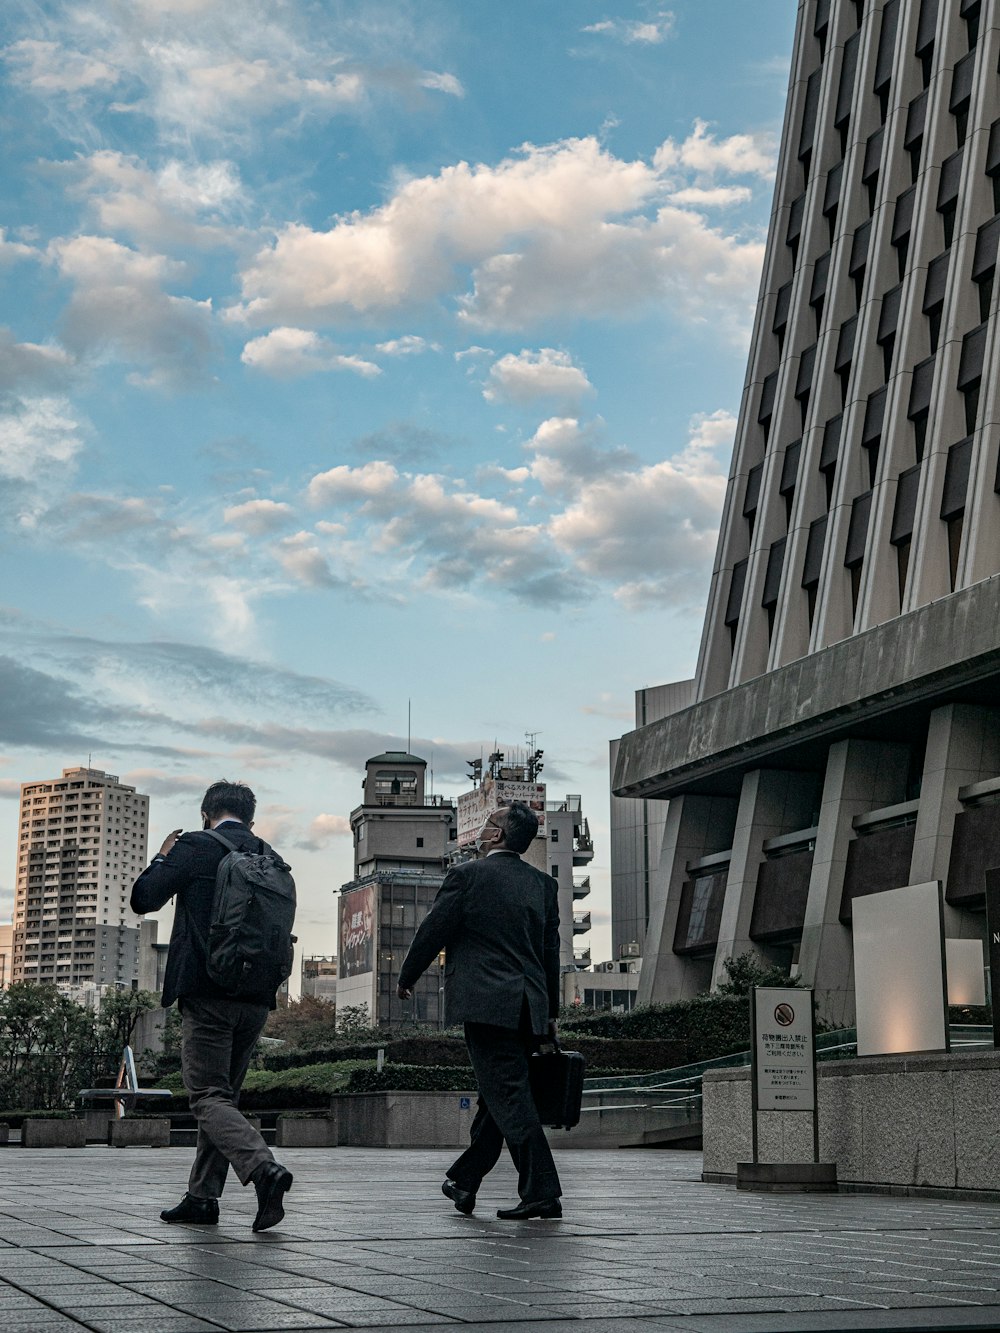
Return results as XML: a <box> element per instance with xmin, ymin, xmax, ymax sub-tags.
<box><xmin>130</xmin><ymin>822</ymin><xmax>278</xmax><ymax>1010</ymax></box>
<box><xmin>397</xmin><ymin>851</ymin><xmax>560</xmax><ymax>1034</ymax></box>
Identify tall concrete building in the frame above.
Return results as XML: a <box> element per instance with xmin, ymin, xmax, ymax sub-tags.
<box><xmin>337</xmin><ymin>752</ymin><xmax>456</xmax><ymax>1027</ymax></box>
<box><xmin>13</xmin><ymin>767</ymin><xmax>149</xmax><ymax>992</ymax></box>
<box><xmin>615</xmin><ymin>0</ymin><xmax>1000</xmax><ymax>1024</ymax></box>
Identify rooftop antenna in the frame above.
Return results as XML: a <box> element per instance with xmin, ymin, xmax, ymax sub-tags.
<box><xmin>407</xmin><ymin>699</ymin><xmax>411</xmax><ymax>754</ymax></box>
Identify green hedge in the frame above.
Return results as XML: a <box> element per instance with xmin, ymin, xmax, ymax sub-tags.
<box><xmin>260</xmin><ymin>1033</ymin><xmax>685</xmax><ymax>1073</ymax></box>
<box><xmin>561</xmin><ymin>995</ymin><xmax>756</xmax><ymax>1062</ymax></box>
<box><xmin>347</xmin><ymin>1064</ymin><xmax>476</xmax><ymax>1093</ymax></box>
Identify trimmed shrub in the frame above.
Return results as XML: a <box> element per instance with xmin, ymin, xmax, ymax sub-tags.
<box><xmin>347</xmin><ymin>1064</ymin><xmax>476</xmax><ymax>1093</ymax></box>
<box><xmin>562</xmin><ymin>995</ymin><xmax>754</xmax><ymax>1062</ymax></box>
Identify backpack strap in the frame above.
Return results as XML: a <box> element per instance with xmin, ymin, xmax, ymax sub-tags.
<box><xmin>204</xmin><ymin>828</ymin><xmax>273</xmax><ymax>856</ymax></box>
<box><xmin>204</xmin><ymin>828</ymin><xmax>239</xmax><ymax>854</ymax></box>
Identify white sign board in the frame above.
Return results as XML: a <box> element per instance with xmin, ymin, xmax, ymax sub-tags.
<box><xmin>752</xmin><ymin>987</ymin><xmax>816</xmax><ymax>1112</ymax></box>
<box><xmin>853</xmin><ymin>881</ymin><xmax>948</xmax><ymax>1057</ymax></box>
<box><xmin>945</xmin><ymin>938</ymin><xmax>986</xmax><ymax>1006</ymax></box>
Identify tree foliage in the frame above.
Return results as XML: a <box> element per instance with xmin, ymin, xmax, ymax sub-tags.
<box><xmin>0</xmin><ymin>983</ymin><xmax>161</xmax><ymax>1111</ymax></box>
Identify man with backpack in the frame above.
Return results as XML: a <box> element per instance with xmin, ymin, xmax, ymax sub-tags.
<box><xmin>130</xmin><ymin>780</ymin><xmax>296</xmax><ymax>1232</ymax></box>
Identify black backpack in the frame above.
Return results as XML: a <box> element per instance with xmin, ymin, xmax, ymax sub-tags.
<box><xmin>203</xmin><ymin>829</ymin><xmax>297</xmax><ymax>1002</ymax></box>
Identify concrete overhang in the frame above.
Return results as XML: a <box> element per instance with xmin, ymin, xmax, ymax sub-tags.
<box><xmin>613</xmin><ymin>576</ymin><xmax>1000</xmax><ymax>801</ymax></box>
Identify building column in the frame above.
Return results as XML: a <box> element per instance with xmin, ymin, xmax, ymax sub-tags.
<box><xmin>709</xmin><ymin>769</ymin><xmax>819</xmax><ymax>990</ymax></box>
<box><xmin>910</xmin><ymin>703</ymin><xmax>1000</xmax><ymax>937</ymax></box>
<box><xmin>638</xmin><ymin>793</ymin><xmax>737</xmax><ymax>1005</ymax></box>
<box><xmin>797</xmin><ymin>739</ymin><xmax>911</xmax><ymax>1027</ymax></box>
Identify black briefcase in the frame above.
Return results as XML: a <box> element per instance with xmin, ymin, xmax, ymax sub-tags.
<box><xmin>529</xmin><ymin>1042</ymin><xmax>586</xmax><ymax>1129</ymax></box>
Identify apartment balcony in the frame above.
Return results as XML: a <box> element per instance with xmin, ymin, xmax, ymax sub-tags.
<box><xmin>572</xmin><ymin>875</ymin><xmax>591</xmax><ymax>900</ymax></box>
<box><xmin>572</xmin><ymin>911</ymin><xmax>591</xmax><ymax>935</ymax></box>
<box><xmin>573</xmin><ymin>817</ymin><xmax>594</xmax><ymax>865</ymax></box>
<box><xmin>573</xmin><ymin>948</ymin><xmax>591</xmax><ymax>966</ymax></box>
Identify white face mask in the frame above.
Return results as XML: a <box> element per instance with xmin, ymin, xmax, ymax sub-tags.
<box><xmin>475</xmin><ymin>821</ymin><xmax>499</xmax><ymax>854</ymax></box>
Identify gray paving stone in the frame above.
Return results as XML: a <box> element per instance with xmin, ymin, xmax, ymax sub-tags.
<box><xmin>6</xmin><ymin>1147</ymin><xmax>1000</xmax><ymax>1332</ymax></box>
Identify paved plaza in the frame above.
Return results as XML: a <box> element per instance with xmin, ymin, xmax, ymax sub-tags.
<box><xmin>2</xmin><ymin>1148</ymin><xmax>1000</xmax><ymax>1333</ymax></box>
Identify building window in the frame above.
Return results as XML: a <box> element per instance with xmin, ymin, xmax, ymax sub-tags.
<box><xmin>551</xmin><ymin>828</ymin><xmax>559</xmax><ymax>843</ymax></box>
<box><xmin>416</xmin><ymin>837</ymin><xmax>424</xmax><ymax>848</ymax></box>
<box><xmin>551</xmin><ymin>864</ymin><xmax>559</xmax><ymax>877</ymax></box>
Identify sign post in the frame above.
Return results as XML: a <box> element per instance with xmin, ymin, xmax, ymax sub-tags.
<box><xmin>738</xmin><ymin>985</ymin><xmax>836</xmax><ymax>1193</ymax></box>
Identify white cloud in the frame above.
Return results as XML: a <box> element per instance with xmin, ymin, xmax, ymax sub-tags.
<box><xmin>230</xmin><ymin>130</ymin><xmax>768</xmax><ymax>337</ymax></box>
<box><xmin>669</xmin><ymin>185</ymin><xmax>753</xmax><ymax>208</ymax></box>
<box><xmin>0</xmin><ymin>331</ymin><xmax>74</xmax><ymax>392</ymax></box>
<box><xmin>307</xmin><ymin>460</ymin><xmax>399</xmax><ymax>507</ymax></box>
<box><xmin>524</xmin><ymin>416</ymin><xmax>635</xmax><ymax>496</ymax></box>
<box><xmin>582</xmin><ymin>12</ymin><xmax>676</xmax><ymax>44</ymax></box>
<box><xmin>549</xmin><ymin>410</ymin><xmax>735</xmax><ymax>609</ymax></box>
<box><xmin>655</xmin><ymin>119</ymin><xmax>777</xmax><ymax>179</ymax></box>
<box><xmin>4</xmin><ymin>7</ymin><xmax>465</xmax><ymax>146</ymax></box>
<box><xmin>223</xmin><ymin>498</ymin><xmax>294</xmax><ymax>534</ymax></box>
<box><xmin>304</xmin><ymin>812</ymin><xmax>352</xmax><ymax>845</ymax></box>
<box><xmin>0</xmin><ymin>397</ymin><xmax>83</xmax><ymax>485</ymax></box>
<box><xmin>5</xmin><ymin>38</ymin><xmax>119</xmax><ymax>93</ymax></box>
<box><xmin>483</xmin><ymin>348</ymin><xmax>594</xmax><ymax>408</ymax></box>
<box><xmin>275</xmin><ymin>533</ymin><xmax>344</xmax><ymax>589</ymax></box>
<box><xmin>375</xmin><ymin>335</ymin><xmax>438</xmax><ymax>356</ymax></box>
<box><xmin>66</xmin><ymin>151</ymin><xmax>245</xmax><ymax>251</ymax></box>
<box><xmin>0</xmin><ymin>230</ymin><xmax>39</xmax><ymax>264</ymax></box>
<box><xmin>241</xmin><ymin>328</ymin><xmax>380</xmax><ymax>378</ymax></box>
<box><xmin>49</xmin><ymin>235</ymin><xmax>216</xmax><ymax>388</ymax></box>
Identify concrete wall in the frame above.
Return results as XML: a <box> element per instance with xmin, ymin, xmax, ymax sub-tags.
<box><xmin>703</xmin><ymin>1050</ymin><xmax>1000</xmax><ymax>1194</ymax></box>
<box><xmin>332</xmin><ymin>1090</ymin><xmax>476</xmax><ymax>1148</ymax></box>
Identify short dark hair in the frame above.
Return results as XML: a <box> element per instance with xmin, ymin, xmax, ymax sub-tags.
<box><xmin>201</xmin><ymin>780</ymin><xmax>256</xmax><ymax>824</ymax></box>
<box><xmin>498</xmin><ymin>801</ymin><xmax>539</xmax><ymax>854</ymax></box>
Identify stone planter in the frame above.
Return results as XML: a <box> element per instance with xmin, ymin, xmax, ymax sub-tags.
<box><xmin>84</xmin><ymin>1109</ymin><xmax>115</xmax><ymax>1144</ymax></box>
<box><xmin>22</xmin><ymin>1118</ymin><xmax>86</xmax><ymax>1148</ymax></box>
<box><xmin>703</xmin><ymin>1048</ymin><xmax>1000</xmax><ymax>1196</ymax></box>
<box><xmin>275</xmin><ymin>1114</ymin><xmax>339</xmax><ymax>1148</ymax></box>
<box><xmin>109</xmin><ymin>1117</ymin><xmax>171</xmax><ymax>1148</ymax></box>
<box><xmin>332</xmin><ymin>1091</ymin><xmax>476</xmax><ymax>1148</ymax></box>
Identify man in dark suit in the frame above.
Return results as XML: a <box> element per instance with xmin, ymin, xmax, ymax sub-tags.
<box><xmin>130</xmin><ymin>780</ymin><xmax>293</xmax><ymax>1232</ymax></box>
<box><xmin>397</xmin><ymin>800</ymin><xmax>563</xmax><ymax>1219</ymax></box>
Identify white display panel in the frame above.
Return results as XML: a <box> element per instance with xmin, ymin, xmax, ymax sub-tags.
<box><xmin>752</xmin><ymin>986</ymin><xmax>815</xmax><ymax>1111</ymax></box>
<box><xmin>945</xmin><ymin>938</ymin><xmax>986</xmax><ymax>1006</ymax></box>
<box><xmin>853</xmin><ymin>881</ymin><xmax>948</xmax><ymax>1057</ymax></box>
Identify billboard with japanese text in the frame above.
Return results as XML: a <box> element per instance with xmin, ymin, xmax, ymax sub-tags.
<box><xmin>457</xmin><ymin>777</ymin><xmax>546</xmax><ymax>846</ymax></box>
<box><xmin>338</xmin><ymin>883</ymin><xmax>376</xmax><ymax>979</ymax></box>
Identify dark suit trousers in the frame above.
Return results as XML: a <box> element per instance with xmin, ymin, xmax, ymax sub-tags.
<box><xmin>180</xmin><ymin>996</ymin><xmax>274</xmax><ymax>1198</ymax></box>
<box><xmin>447</xmin><ymin>1007</ymin><xmax>561</xmax><ymax>1203</ymax></box>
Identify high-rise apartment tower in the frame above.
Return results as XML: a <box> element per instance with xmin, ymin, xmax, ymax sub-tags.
<box><xmin>13</xmin><ymin>767</ymin><xmax>149</xmax><ymax>992</ymax></box>
<box><xmin>615</xmin><ymin>0</ymin><xmax>1000</xmax><ymax>1024</ymax></box>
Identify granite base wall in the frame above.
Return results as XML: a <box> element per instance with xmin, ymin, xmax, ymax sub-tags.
<box><xmin>332</xmin><ymin>1091</ymin><xmax>475</xmax><ymax>1148</ymax></box>
<box><xmin>703</xmin><ymin>1049</ymin><xmax>1000</xmax><ymax>1192</ymax></box>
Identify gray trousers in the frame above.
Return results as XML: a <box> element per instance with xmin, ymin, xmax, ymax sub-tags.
<box><xmin>179</xmin><ymin>996</ymin><xmax>274</xmax><ymax>1199</ymax></box>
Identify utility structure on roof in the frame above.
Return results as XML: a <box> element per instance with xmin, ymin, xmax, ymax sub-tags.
<box><xmin>614</xmin><ymin>0</ymin><xmax>1000</xmax><ymax>1024</ymax></box>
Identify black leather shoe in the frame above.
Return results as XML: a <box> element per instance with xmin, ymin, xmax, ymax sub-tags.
<box><xmin>442</xmin><ymin>1179</ymin><xmax>476</xmax><ymax>1215</ymax></box>
<box><xmin>160</xmin><ymin>1193</ymin><xmax>219</xmax><ymax>1225</ymax></box>
<box><xmin>497</xmin><ymin>1198</ymin><xmax>562</xmax><ymax>1220</ymax></box>
<box><xmin>251</xmin><ymin>1161</ymin><xmax>293</xmax><ymax>1232</ymax></box>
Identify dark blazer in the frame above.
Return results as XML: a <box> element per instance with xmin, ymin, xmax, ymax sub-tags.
<box><xmin>130</xmin><ymin>821</ymin><xmax>277</xmax><ymax>1010</ymax></box>
<box><xmin>397</xmin><ymin>851</ymin><xmax>560</xmax><ymax>1034</ymax></box>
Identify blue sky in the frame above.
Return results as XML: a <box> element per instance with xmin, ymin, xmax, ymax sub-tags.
<box><xmin>0</xmin><ymin>0</ymin><xmax>795</xmax><ymax>971</ymax></box>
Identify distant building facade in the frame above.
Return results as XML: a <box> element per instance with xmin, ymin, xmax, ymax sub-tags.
<box><xmin>609</xmin><ymin>681</ymin><xmax>694</xmax><ymax>962</ymax></box>
<box><xmin>301</xmin><ymin>955</ymin><xmax>338</xmax><ymax>1003</ymax></box>
<box><xmin>0</xmin><ymin>923</ymin><xmax>12</xmax><ymax>989</ymax></box>
<box><xmin>13</xmin><ymin>767</ymin><xmax>149</xmax><ymax>991</ymax></box>
<box><xmin>336</xmin><ymin>752</ymin><xmax>456</xmax><ymax>1027</ymax></box>
<box><xmin>456</xmin><ymin>750</ymin><xmax>594</xmax><ymax>971</ymax></box>
<box><xmin>614</xmin><ymin>0</ymin><xmax>1000</xmax><ymax>1025</ymax></box>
